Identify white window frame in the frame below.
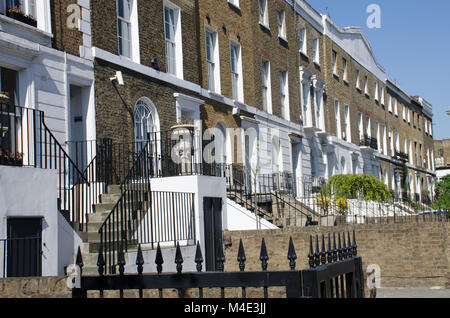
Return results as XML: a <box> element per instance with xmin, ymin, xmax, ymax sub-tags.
<box><xmin>164</xmin><ymin>1</ymin><xmax>183</xmax><ymax>78</ymax></box>
<box><xmin>258</xmin><ymin>0</ymin><xmax>269</xmax><ymax>28</ymax></box>
<box><xmin>334</xmin><ymin>100</ymin><xmax>341</xmax><ymax>139</ymax></box>
<box><xmin>388</xmin><ymin>95</ymin><xmax>392</xmax><ymax>113</ymax></box>
<box><xmin>376</xmin><ymin>122</ymin><xmax>381</xmax><ymax>152</ymax></box>
<box><xmin>395</xmin><ymin>132</ymin><xmax>400</xmax><ymax>152</ymax></box>
<box><xmin>342</xmin><ymin>58</ymin><xmax>347</xmax><ymax>81</ymax></box>
<box><xmin>117</xmin><ymin>0</ymin><xmax>140</xmax><ymax>63</ymax></box>
<box><xmin>380</xmin><ymin>86</ymin><xmax>385</xmax><ymax>105</ymax></box>
<box><xmin>402</xmin><ymin>104</ymin><xmax>406</xmax><ymax>121</ymax></box>
<box><xmin>374</xmin><ymin>82</ymin><xmax>379</xmax><ymax>101</ymax></box>
<box><xmin>277</xmin><ymin>10</ymin><xmax>286</xmax><ymax>40</ymax></box>
<box><xmin>344</xmin><ymin>105</ymin><xmax>350</xmax><ymax>142</ymax></box>
<box><xmin>230</xmin><ymin>41</ymin><xmax>243</xmax><ymax>103</ymax></box>
<box><xmin>299</xmin><ymin>27</ymin><xmax>307</xmax><ymax>55</ymax></box>
<box><xmin>358</xmin><ymin>113</ymin><xmax>363</xmax><ymax>141</ymax></box>
<box><xmin>355</xmin><ymin>69</ymin><xmax>360</xmax><ymax>89</ymax></box>
<box><xmin>312</xmin><ymin>38</ymin><xmax>320</xmax><ymax>65</ymax></box>
<box><xmin>394</xmin><ymin>98</ymin><xmax>398</xmax><ymax>116</ymax></box>
<box><xmin>364</xmin><ymin>75</ymin><xmax>368</xmax><ymax>95</ymax></box>
<box><xmin>365</xmin><ymin>116</ymin><xmax>371</xmax><ymax>138</ymax></box>
<box><xmin>407</xmin><ymin>108</ymin><xmax>411</xmax><ymax>123</ymax></box>
<box><xmin>228</xmin><ymin>0</ymin><xmax>239</xmax><ymax>9</ymax></box>
<box><xmin>279</xmin><ymin>70</ymin><xmax>289</xmax><ymax>120</ymax></box>
<box><xmin>332</xmin><ymin>50</ymin><xmax>337</xmax><ymax>76</ymax></box>
<box><xmin>205</xmin><ymin>28</ymin><xmax>221</xmax><ymax>94</ymax></box>
<box><xmin>261</xmin><ymin>59</ymin><xmax>272</xmax><ymax>114</ymax></box>
<box><xmin>382</xmin><ymin>125</ymin><xmax>387</xmax><ymax>155</ymax></box>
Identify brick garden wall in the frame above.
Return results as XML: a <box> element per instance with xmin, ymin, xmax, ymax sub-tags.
<box><xmin>1</xmin><ymin>221</ymin><xmax>448</xmax><ymax>298</ymax></box>
<box><xmin>224</xmin><ymin>221</ymin><xmax>450</xmax><ymax>288</ymax></box>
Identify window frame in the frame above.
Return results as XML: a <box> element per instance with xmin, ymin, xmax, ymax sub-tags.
<box><xmin>164</xmin><ymin>1</ymin><xmax>183</xmax><ymax>78</ymax></box>
<box><xmin>279</xmin><ymin>70</ymin><xmax>289</xmax><ymax>120</ymax></box>
<box><xmin>261</xmin><ymin>59</ymin><xmax>272</xmax><ymax>114</ymax></box>
<box><xmin>230</xmin><ymin>41</ymin><xmax>243</xmax><ymax>102</ymax></box>
<box><xmin>299</xmin><ymin>26</ymin><xmax>307</xmax><ymax>56</ymax></box>
<box><xmin>258</xmin><ymin>0</ymin><xmax>269</xmax><ymax>28</ymax></box>
<box><xmin>277</xmin><ymin>10</ymin><xmax>287</xmax><ymax>40</ymax></box>
<box><xmin>205</xmin><ymin>28</ymin><xmax>221</xmax><ymax>94</ymax></box>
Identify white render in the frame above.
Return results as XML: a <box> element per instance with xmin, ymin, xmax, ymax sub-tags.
<box><xmin>0</xmin><ymin>166</ymin><xmax>82</xmax><ymax>277</ymax></box>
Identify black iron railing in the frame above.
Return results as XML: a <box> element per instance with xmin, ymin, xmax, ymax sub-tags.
<box><xmin>71</xmin><ymin>232</ymin><xmax>364</xmax><ymax>299</ymax></box>
<box><xmin>394</xmin><ymin>151</ymin><xmax>409</xmax><ymax>162</ymax></box>
<box><xmin>1</xmin><ymin>236</ymin><xmax>42</xmax><ymax>278</ymax></box>
<box><xmin>97</xmin><ymin>141</ymin><xmax>195</xmax><ymax>274</ymax></box>
<box><xmin>0</xmin><ymin>103</ymin><xmax>89</xmax><ymax>230</ymax></box>
<box><xmin>360</xmin><ymin>135</ymin><xmax>378</xmax><ymax>150</ymax></box>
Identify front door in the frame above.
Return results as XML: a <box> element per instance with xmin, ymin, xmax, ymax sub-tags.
<box><xmin>7</xmin><ymin>218</ymin><xmax>42</xmax><ymax>277</ymax></box>
<box><xmin>203</xmin><ymin>197</ymin><xmax>223</xmax><ymax>272</ymax></box>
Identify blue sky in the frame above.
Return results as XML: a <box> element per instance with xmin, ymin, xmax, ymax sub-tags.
<box><xmin>307</xmin><ymin>0</ymin><xmax>450</xmax><ymax>140</ymax></box>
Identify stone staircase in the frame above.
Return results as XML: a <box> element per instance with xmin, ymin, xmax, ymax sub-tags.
<box><xmin>271</xmin><ymin>193</ymin><xmax>320</xmax><ymax>228</ymax></box>
<box><xmin>74</xmin><ymin>184</ymin><xmax>134</xmax><ymax>276</ymax></box>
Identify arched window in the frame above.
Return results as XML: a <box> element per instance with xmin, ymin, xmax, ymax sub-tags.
<box><xmin>134</xmin><ymin>98</ymin><xmax>160</xmax><ymax>143</ymax></box>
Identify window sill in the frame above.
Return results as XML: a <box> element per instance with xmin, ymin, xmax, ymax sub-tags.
<box><xmin>259</xmin><ymin>22</ymin><xmax>271</xmax><ymax>33</ymax></box>
<box><xmin>313</xmin><ymin>61</ymin><xmax>321</xmax><ymax>68</ymax></box>
<box><xmin>356</xmin><ymin>87</ymin><xmax>362</xmax><ymax>93</ymax></box>
<box><xmin>228</xmin><ymin>2</ymin><xmax>241</xmax><ymax>14</ymax></box>
<box><xmin>365</xmin><ymin>93</ymin><xmax>370</xmax><ymax>99</ymax></box>
<box><xmin>278</xmin><ymin>35</ymin><xmax>288</xmax><ymax>46</ymax></box>
<box><xmin>299</xmin><ymin>51</ymin><xmax>309</xmax><ymax>59</ymax></box>
<box><xmin>333</xmin><ymin>73</ymin><xmax>339</xmax><ymax>80</ymax></box>
<box><xmin>343</xmin><ymin>79</ymin><xmax>349</xmax><ymax>86</ymax></box>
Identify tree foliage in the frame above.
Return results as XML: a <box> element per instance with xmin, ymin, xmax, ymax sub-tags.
<box><xmin>432</xmin><ymin>175</ymin><xmax>450</xmax><ymax>209</ymax></box>
<box><xmin>319</xmin><ymin>174</ymin><xmax>392</xmax><ymax>202</ymax></box>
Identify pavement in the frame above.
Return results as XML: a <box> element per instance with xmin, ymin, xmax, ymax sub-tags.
<box><xmin>376</xmin><ymin>287</ymin><xmax>450</xmax><ymax>298</ymax></box>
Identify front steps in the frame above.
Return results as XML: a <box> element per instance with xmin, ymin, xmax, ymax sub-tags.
<box><xmin>75</xmin><ymin>184</ymin><xmax>139</xmax><ymax>275</ymax></box>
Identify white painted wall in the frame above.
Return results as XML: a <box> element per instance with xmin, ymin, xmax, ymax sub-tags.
<box><xmin>225</xmin><ymin>199</ymin><xmax>278</xmax><ymax>231</ymax></box>
<box><xmin>150</xmin><ymin>175</ymin><xmax>227</xmax><ymax>263</ymax></box>
<box><xmin>0</xmin><ymin>166</ymin><xmax>82</xmax><ymax>277</ymax></box>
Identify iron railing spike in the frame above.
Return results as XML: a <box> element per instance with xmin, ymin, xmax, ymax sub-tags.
<box><xmin>314</xmin><ymin>235</ymin><xmax>320</xmax><ymax>267</ymax></box>
<box><xmin>287</xmin><ymin>237</ymin><xmax>297</xmax><ymax>270</ymax></box>
<box><xmin>216</xmin><ymin>241</ymin><xmax>225</xmax><ymax>272</ymax></box>
<box><xmin>342</xmin><ymin>232</ymin><xmax>347</xmax><ymax>259</ymax></box>
<box><xmin>347</xmin><ymin>232</ymin><xmax>352</xmax><ymax>258</ymax></box>
<box><xmin>76</xmin><ymin>246</ymin><xmax>84</xmax><ymax>274</ymax></box>
<box><xmin>175</xmin><ymin>242</ymin><xmax>184</xmax><ymax>274</ymax></box>
<box><xmin>338</xmin><ymin>232</ymin><xmax>343</xmax><ymax>261</ymax></box>
<box><xmin>155</xmin><ymin>242</ymin><xmax>164</xmax><ymax>274</ymax></box>
<box><xmin>195</xmin><ymin>241</ymin><xmax>203</xmax><ymax>272</ymax></box>
<box><xmin>97</xmin><ymin>246</ymin><xmax>105</xmax><ymax>276</ymax></box>
<box><xmin>118</xmin><ymin>244</ymin><xmax>126</xmax><ymax>275</ymax></box>
<box><xmin>332</xmin><ymin>232</ymin><xmax>338</xmax><ymax>262</ymax></box>
<box><xmin>353</xmin><ymin>230</ymin><xmax>358</xmax><ymax>256</ymax></box>
<box><xmin>259</xmin><ymin>238</ymin><xmax>269</xmax><ymax>271</ymax></box>
<box><xmin>320</xmin><ymin>234</ymin><xmax>326</xmax><ymax>265</ymax></box>
<box><xmin>136</xmin><ymin>244</ymin><xmax>144</xmax><ymax>275</ymax></box>
<box><xmin>308</xmin><ymin>235</ymin><xmax>315</xmax><ymax>268</ymax></box>
<box><xmin>237</xmin><ymin>239</ymin><xmax>246</xmax><ymax>272</ymax></box>
<box><xmin>327</xmin><ymin>233</ymin><xmax>333</xmax><ymax>264</ymax></box>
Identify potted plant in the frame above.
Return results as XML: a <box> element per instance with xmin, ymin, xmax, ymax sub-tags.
<box><xmin>0</xmin><ymin>91</ymin><xmax>9</xmax><ymax>103</ymax></box>
<box><xmin>6</xmin><ymin>6</ymin><xmax>37</xmax><ymax>28</ymax></box>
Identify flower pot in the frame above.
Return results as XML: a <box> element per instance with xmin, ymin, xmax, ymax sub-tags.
<box><xmin>0</xmin><ymin>94</ymin><xmax>9</xmax><ymax>103</ymax></box>
<box><xmin>6</xmin><ymin>11</ymin><xmax>37</xmax><ymax>28</ymax></box>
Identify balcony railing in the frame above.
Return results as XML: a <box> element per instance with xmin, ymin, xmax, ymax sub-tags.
<box><xmin>394</xmin><ymin>151</ymin><xmax>409</xmax><ymax>162</ymax></box>
<box><xmin>359</xmin><ymin>135</ymin><xmax>378</xmax><ymax>150</ymax></box>
<box><xmin>0</xmin><ymin>102</ymin><xmax>89</xmax><ymax>230</ymax></box>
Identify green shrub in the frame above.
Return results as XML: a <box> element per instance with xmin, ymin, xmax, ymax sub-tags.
<box><xmin>319</xmin><ymin>174</ymin><xmax>392</xmax><ymax>202</ymax></box>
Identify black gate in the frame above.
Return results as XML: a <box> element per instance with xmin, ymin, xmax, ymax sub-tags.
<box><xmin>6</xmin><ymin>218</ymin><xmax>42</xmax><ymax>277</ymax></box>
<box><xmin>203</xmin><ymin>197</ymin><xmax>223</xmax><ymax>271</ymax></box>
<box><xmin>71</xmin><ymin>231</ymin><xmax>365</xmax><ymax>298</ymax></box>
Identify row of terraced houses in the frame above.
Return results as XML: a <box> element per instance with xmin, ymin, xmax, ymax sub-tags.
<box><xmin>0</xmin><ymin>0</ymin><xmax>436</xmax><ymax>277</ymax></box>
